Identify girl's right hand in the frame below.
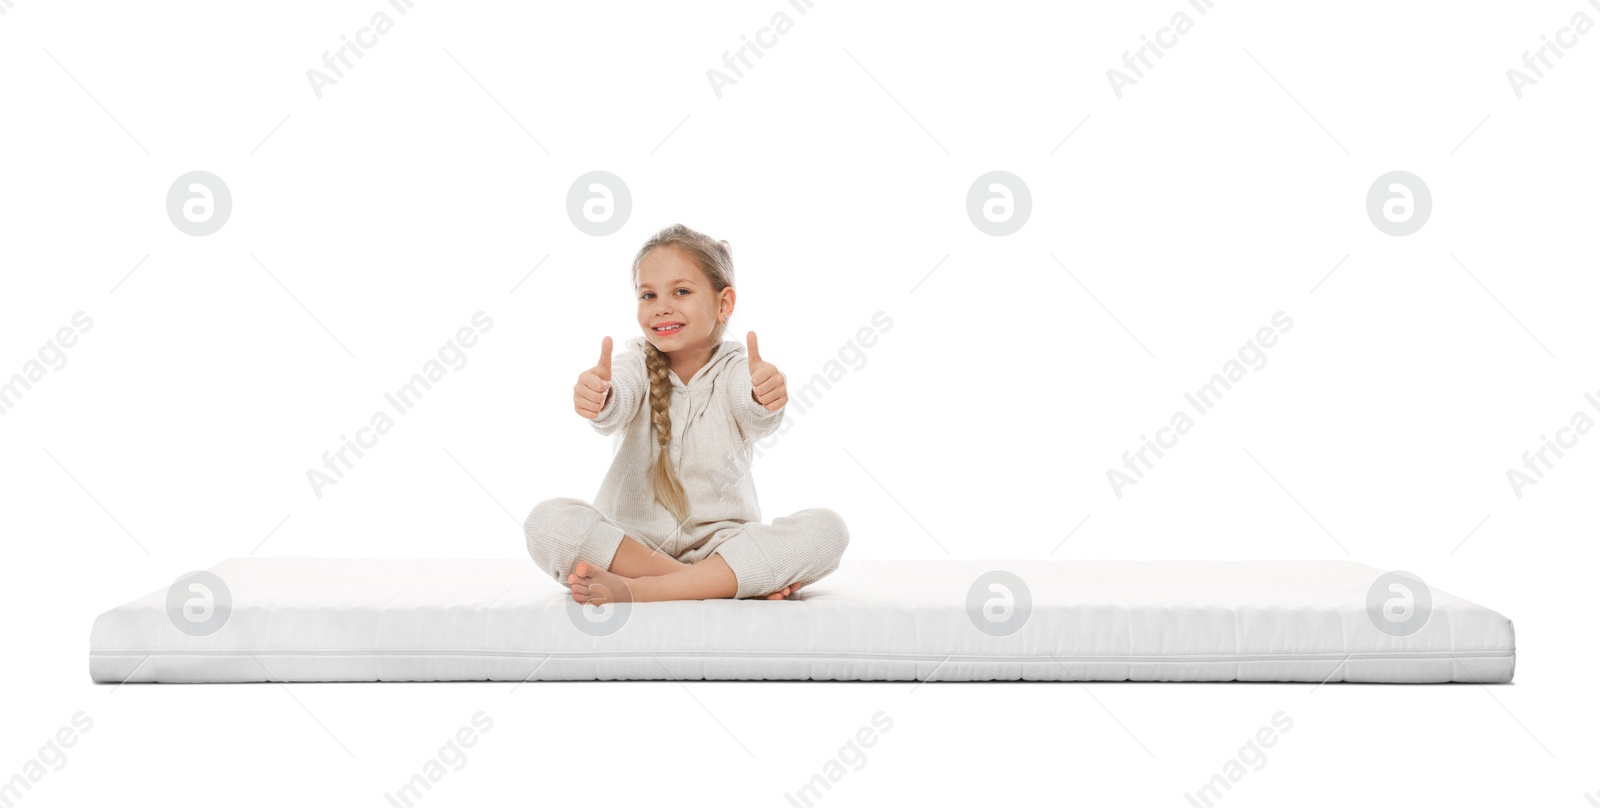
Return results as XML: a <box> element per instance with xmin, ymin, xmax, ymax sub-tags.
<box><xmin>574</xmin><ymin>336</ymin><xmax>613</xmax><ymax>419</ymax></box>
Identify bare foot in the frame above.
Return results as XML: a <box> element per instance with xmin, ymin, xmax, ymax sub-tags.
<box><xmin>567</xmin><ymin>561</ymin><xmax>638</xmax><ymax>605</ymax></box>
<box><xmin>763</xmin><ymin>582</ymin><xmax>805</xmax><ymax>600</ymax></box>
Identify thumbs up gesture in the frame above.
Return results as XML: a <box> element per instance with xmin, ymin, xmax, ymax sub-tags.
<box><xmin>574</xmin><ymin>336</ymin><xmax>613</xmax><ymax>419</ymax></box>
<box><xmin>746</xmin><ymin>331</ymin><xmax>787</xmax><ymax>412</ymax></box>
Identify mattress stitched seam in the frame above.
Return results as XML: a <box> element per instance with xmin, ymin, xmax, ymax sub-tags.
<box><xmin>90</xmin><ymin>649</ymin><xmax>1514</xmax><ymax>661</ymax></box>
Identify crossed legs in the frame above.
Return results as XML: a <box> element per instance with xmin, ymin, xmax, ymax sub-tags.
<box><xmin>569</xmin><ymin>537</ymin><xmax>802</xmax><ymax>603</ymax></box>
<box><xmin>524</xmin><ymin>498</ymin><xmax>842</xmax><ymax>603</ymax></box>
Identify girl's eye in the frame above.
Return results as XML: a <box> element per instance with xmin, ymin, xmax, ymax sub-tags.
<box><xmin>675</xmin><ymin>288</ymin><xmax>690</xmax><ymax>296</ymax></box>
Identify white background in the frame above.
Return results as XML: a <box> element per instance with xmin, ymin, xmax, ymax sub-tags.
<box><xmin>3</xmin><ymin>0</ymin><xmax>1597</xmax><ymax>805</ymax></box>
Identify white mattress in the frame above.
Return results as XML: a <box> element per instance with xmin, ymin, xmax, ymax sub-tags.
<box><xmin>89</xmin><ymin>558</ymin><xmax>1514</xmax><ymax>684</ymax></box>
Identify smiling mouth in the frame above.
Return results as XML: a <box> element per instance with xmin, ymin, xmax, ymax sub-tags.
<box><xmin>652</xmin><ymin>323</ymin><xmax>685</xmax><ymax>333</ymax></box>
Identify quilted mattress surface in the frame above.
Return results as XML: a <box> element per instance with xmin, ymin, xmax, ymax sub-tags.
<box><xmin>89</xmin><ymin>558</ymin><xmax>1514</xmax><ymax>684</ymax></box>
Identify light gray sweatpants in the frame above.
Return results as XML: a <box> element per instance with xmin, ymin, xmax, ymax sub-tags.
<box><xmin>523</xmin><ymin>498</ymin><xmax>850</xmax><ymax>599</ymax></box>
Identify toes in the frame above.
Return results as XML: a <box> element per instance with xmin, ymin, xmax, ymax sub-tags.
<box><xmin>565</xmin><ymin>571</ymin><xmax>591</xmax><ymax>595</ymax></box>
<box><xmin>568</xmin><ymin>563</ymin><xmax>596</xmax><ymax>588</ymax></box>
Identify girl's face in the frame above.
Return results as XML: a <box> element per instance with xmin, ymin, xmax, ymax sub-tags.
<box><xmin>635</xmin><ymin>246</ymin><xmax>732</xmax><ymax>353</ymax></box>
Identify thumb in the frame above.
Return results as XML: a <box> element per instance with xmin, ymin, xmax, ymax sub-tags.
<box><xmin>597</xmin><ymin>336</ymin><xmax>612</xmax><ymax>380</ymax></box>
<box><xmin>746</xmin><ymin>331</ymin><xmax>761</xmax><ymax>365</ymax></box>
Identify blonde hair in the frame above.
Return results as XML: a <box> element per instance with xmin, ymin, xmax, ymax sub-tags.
<box><xmin>631</xmin><ymin>223</ymin><xmax>736</xmax><ymax>528</ymax></box>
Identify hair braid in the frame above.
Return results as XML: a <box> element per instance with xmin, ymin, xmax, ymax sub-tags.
<box><xmin>642</xmin><ymin>340</ymin><xmax>689</xmax><ymax>525</ymax></box>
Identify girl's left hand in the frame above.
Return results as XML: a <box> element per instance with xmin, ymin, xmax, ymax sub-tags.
<box><xmin>746</xmin><ymin>331</ymin><xmax>787</xmax><ymax>412</ymax></box>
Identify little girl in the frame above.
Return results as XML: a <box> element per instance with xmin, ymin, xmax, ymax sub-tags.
<box><xmin>523</xmin><ymin>223</ymin><xmax>849</xmax><ymax>604</ymax></box>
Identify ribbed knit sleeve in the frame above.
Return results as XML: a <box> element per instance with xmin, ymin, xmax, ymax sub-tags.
<box><xmin>590</xmin><ymin>343</ymin><xmax>647</xmax><ymax>437</ymax></box>
<box><xmin>724</xmin><ymin>351</ymin><xmax>785</xmax><ymax>442</ymax></box>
